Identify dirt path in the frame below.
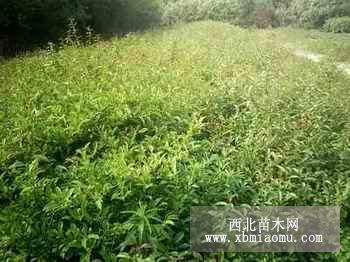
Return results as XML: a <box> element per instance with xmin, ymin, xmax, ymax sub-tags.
<box><xmin>294</xmin><ymin>49</ymin><xmax>324</xmax><ymax>63</ymax></box>
<box><xmin>292</xmin><ymin>48</ymin><xmax>350</xmax><ymax>76</ymax></box>
<box><xmin>337</xmin><ymin>63</ymin><xmax>350</xmax><ymax>75</ymax></box>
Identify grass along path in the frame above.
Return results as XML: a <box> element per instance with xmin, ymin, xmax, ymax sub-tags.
<box><xmin>291</xmin><ymin>47</ymin><xmax>350</xmax><ymax>75</ymax></box>
<box><xmin>273</xmin><ymin>27</ymin><xmax>350</xmax><ymax>63</ymax></box>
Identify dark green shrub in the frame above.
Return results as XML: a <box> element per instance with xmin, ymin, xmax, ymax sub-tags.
<box><xmin>0</xmin><ymin>0</ymin><xmax>161</xmax><ymax>56</ymax></box>
<box><xmin>161</xmin><ymin>0</ymin><xmax>278</xmax><ymax>28</ymax></box>
<box><xmin>324</xmin><ymin>17</ymin><xmax>350</xmax><ymax>33</ymax></box>
<box><xmin>292</xmin><ymin>0</ymin><xmax>350</xmax><ymax>29</ymax></box>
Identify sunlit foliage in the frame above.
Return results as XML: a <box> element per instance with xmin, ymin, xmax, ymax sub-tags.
<box><xmin>1</xmin><ymin>21</ymin><xmax>350</xmax><ymax>260</ymax></box>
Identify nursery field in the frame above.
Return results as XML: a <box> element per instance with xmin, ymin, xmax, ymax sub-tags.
<box><xmin>1</xmin><ymin>21</ymin><xmax>350</xmax><ymax>261</ymax></box>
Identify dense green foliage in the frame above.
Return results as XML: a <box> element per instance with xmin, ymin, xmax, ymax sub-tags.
<box><xmin>1</xmin><ymin>21</ymin><xmax>350</xmax><ymax>260</ymax></box>
<box><xmin>160</xmin><ymin>0</ymin><xmax>285</xmax><ymax>27</ymax></box>
<box><xmin>0</xmin><ymin>0</ymin><xmax>160</xmax><ymax>56</ymax></box>
<box><xmin>324</xmin><ymin>17</ymin><xmax>350</xmax><ymax>33</ymax></box>
<box><xmin>299</xmin><ymin>0</ymin><xmax>350</xmax><ymax>28</ymax></box>
<box><xmin>160</xmin><ymin>0</ymin><xmax>350</xmax><ymax>29</ymax></box>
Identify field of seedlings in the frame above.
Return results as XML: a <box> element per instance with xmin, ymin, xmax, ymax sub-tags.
<box><xmin>1</xmin><ymin>21</ymin><xmax>350</xmax><ymax>260</ymax></box>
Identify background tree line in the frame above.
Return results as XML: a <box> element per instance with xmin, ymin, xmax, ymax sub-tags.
<box><xmin>161</xmin><ymin>0</ymin><xmax>350</xmax><ymax>29</ymax></box>
<box><xmin>0</xmin><ymin>0</ymin><xmax>161</xmax><ymax>56</ymax></box>
<box><xmin>1</xmin><ymin>0</ymin><xmax>350</xmax><ymax>57</ymax></box>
